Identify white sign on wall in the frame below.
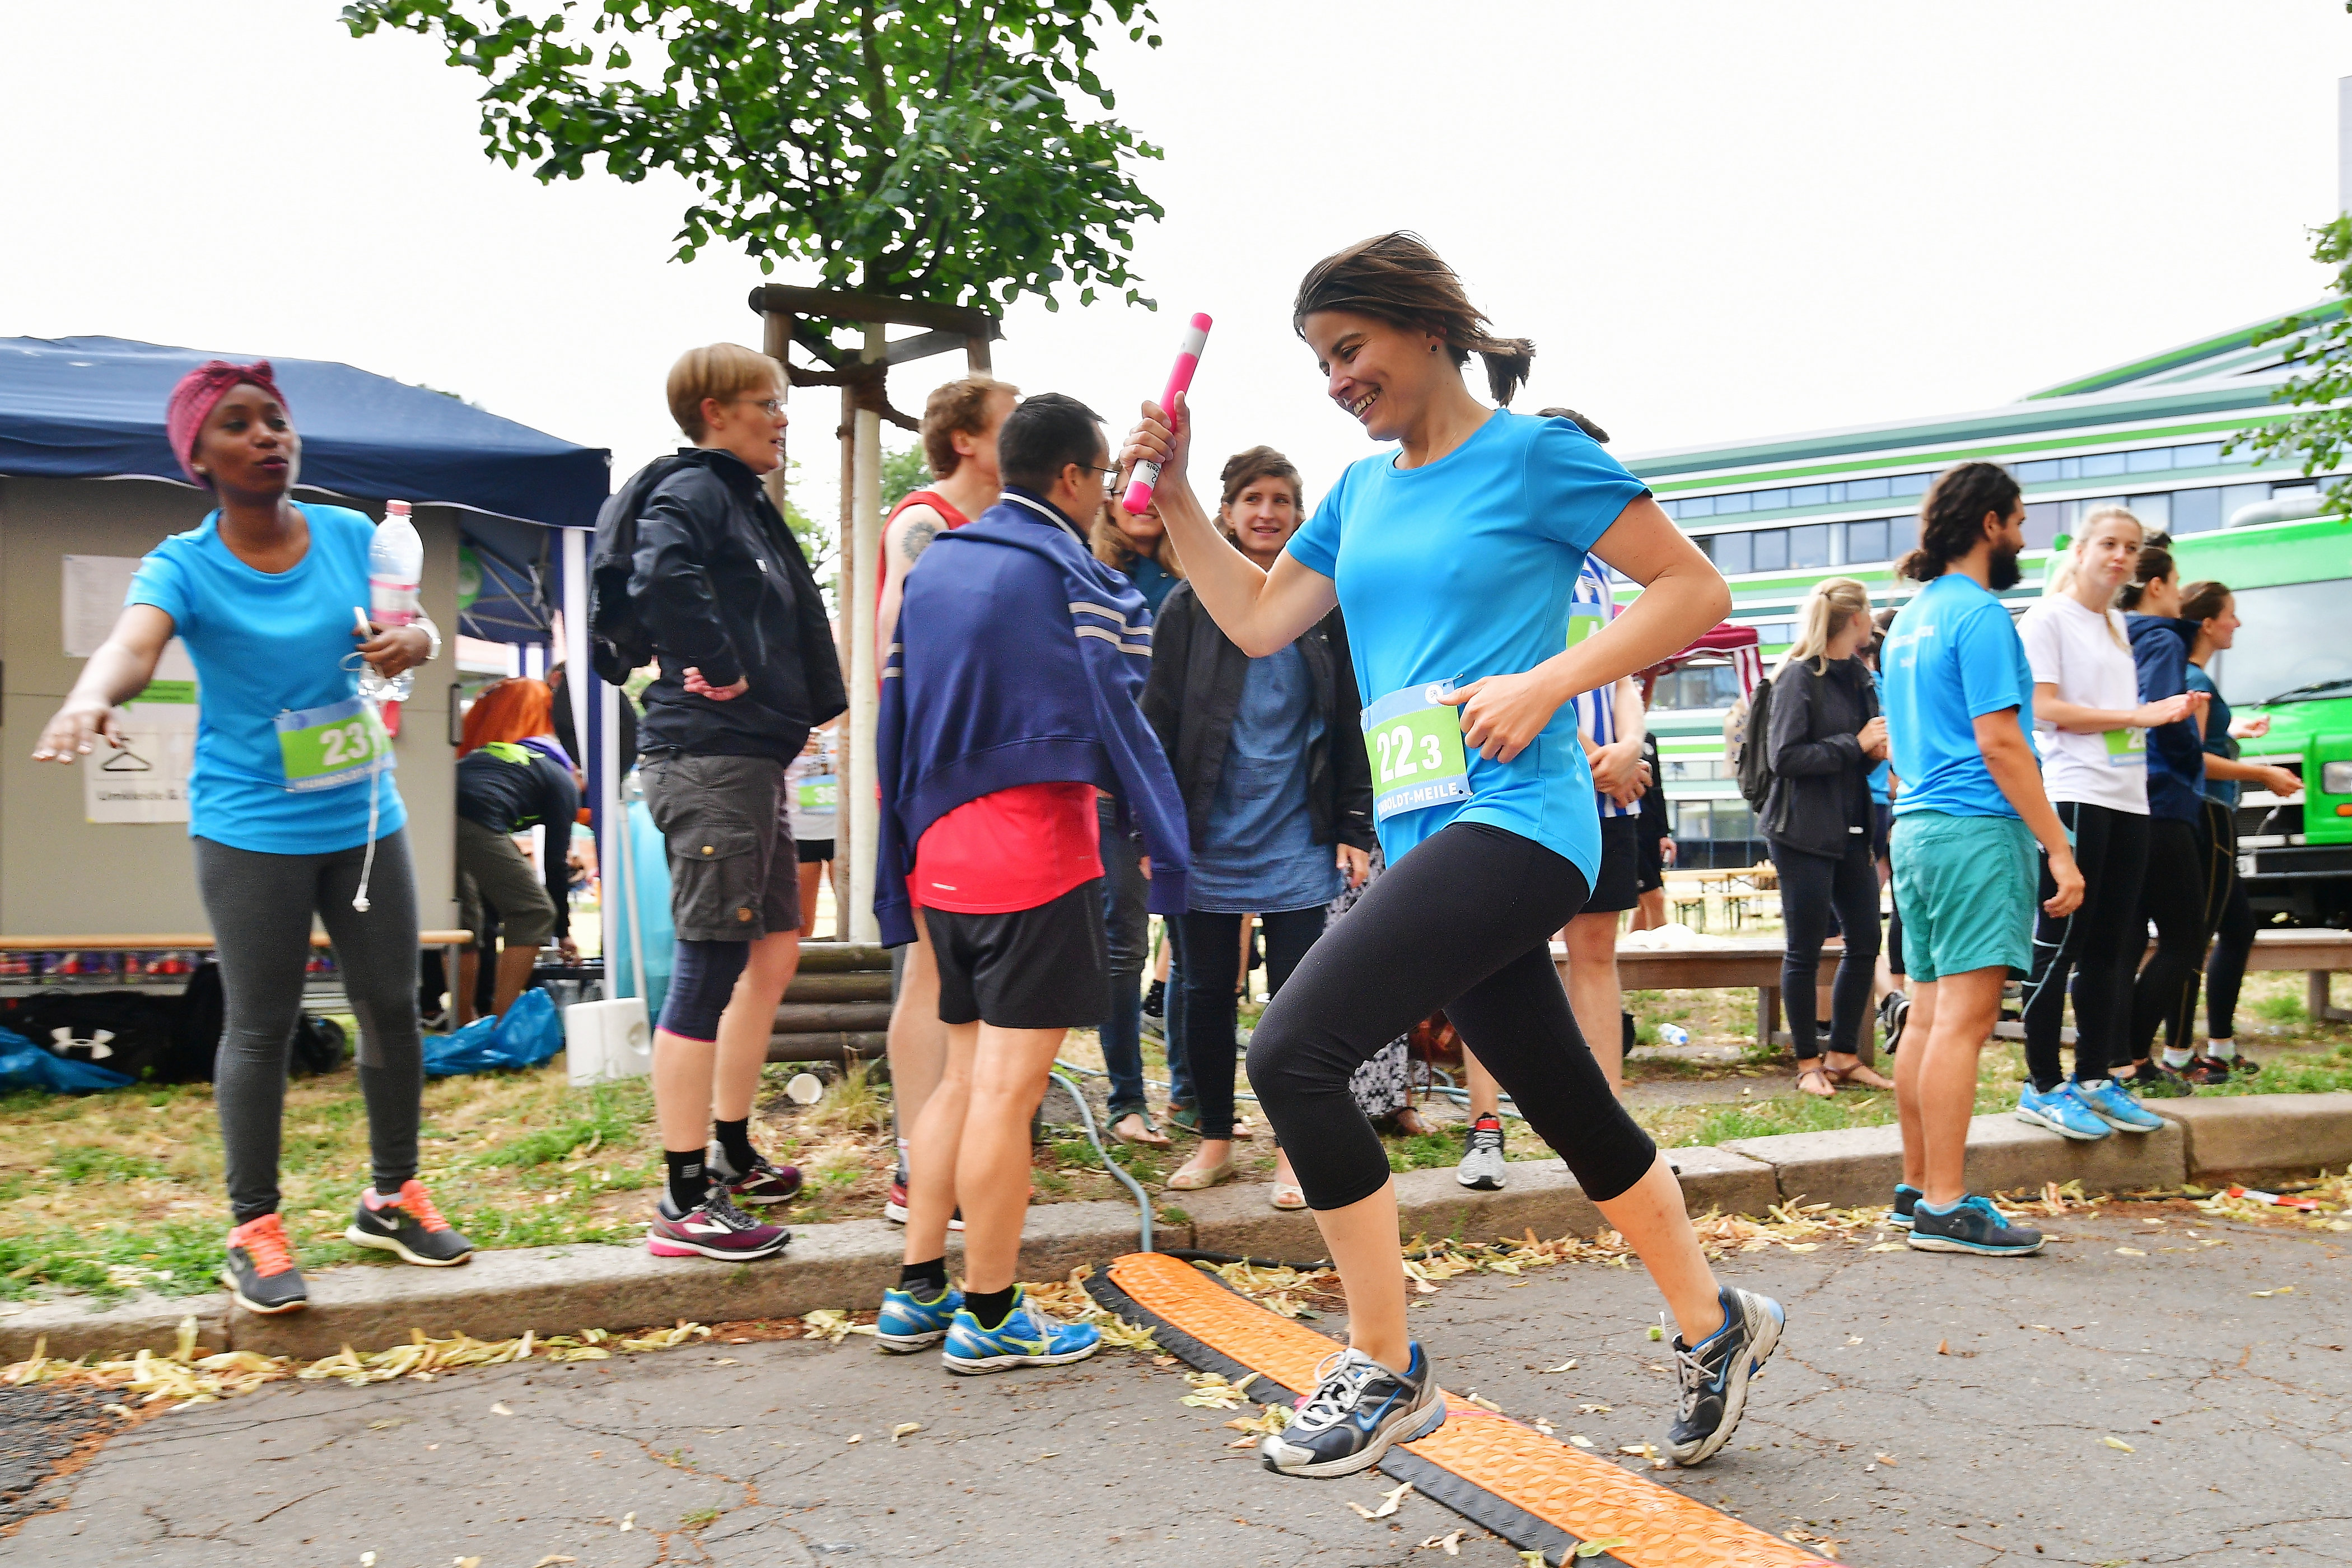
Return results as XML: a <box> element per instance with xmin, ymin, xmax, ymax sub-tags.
<box><xmin>64</xmin><ymin>555</ymin><xmax>203</xmax><ymax>823</ymax></box>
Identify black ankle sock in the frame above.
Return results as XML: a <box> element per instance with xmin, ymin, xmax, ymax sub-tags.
<box><xmin>900</xmin><ymin>1258</ymin><xmax>949</xmax><ymax>1298</ymax></box>
<box><xmin>664</xmin><ymin>1149</ymin><xmax>710</xmax><ymax>1212</ymax></box>
<box><xmin>712</xmin><ymin>1117</ymin><xmax>757</xmax><ymax>1170</ymax></box>
<box><xmin>964</xmin><ymin>1285</ymin><xmax>1018</xmax><ymax>1328</ymax></box>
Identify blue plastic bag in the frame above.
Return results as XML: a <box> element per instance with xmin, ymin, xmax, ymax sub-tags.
<box><xmin>0</xmin><ymin>1027</ymin><xmax>135</xmax><ymax>1094</ymax></box>
<box><xmin>420</xmin><ymin>987</ymin><xmax>566</xmax><ymax>1077</ymax></box>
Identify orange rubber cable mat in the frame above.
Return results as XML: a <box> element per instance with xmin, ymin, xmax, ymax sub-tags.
<box><xmin>1086</xmin><ymin>1252</ymin><xmax>1839</xmax><ymax>1568</ymax></box>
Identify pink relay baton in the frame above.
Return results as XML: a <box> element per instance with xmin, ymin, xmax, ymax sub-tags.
<box><xmin>1122</xmin><ymin>312</ymin><xmax>1213</xmax><ymax>514</ymax></box>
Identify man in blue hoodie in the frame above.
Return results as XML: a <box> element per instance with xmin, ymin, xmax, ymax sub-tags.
<box><xmin>871</xmin><ymin>393</ymin><xmax>1191</xmax><ymax>1374</ymax></box>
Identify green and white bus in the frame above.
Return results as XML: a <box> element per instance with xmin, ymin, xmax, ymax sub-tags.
<box><xmin>1625</xmin><ymin>307</ymin><xmax>2352</xmax><ymax>925</ymax></box>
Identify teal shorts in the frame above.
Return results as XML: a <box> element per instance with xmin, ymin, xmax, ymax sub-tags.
<box><xmin>1889</xmin><ymin>811</ymin><xmax>2036</xmax><ymax>984</ymax></box>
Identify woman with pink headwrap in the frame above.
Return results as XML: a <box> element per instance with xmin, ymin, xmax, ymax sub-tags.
<box><xmin>32</xmin><ymin>360</ymin><xmax>471</xmax><ymax>1315</ymax></box>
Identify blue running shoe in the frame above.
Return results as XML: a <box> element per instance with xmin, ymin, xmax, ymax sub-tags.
<box><xmin>2015</xmin><ymin>1081</ymin><xmax>2113</xmax><ymax>1141</ymax></box>
<box><xmin>1663</xmin><ymin>1285</ymin><xmax>1785</xmax><ymax>1467</ymax></box>
<box><xmin>1906</xmin><ymin>1194</ymin><xmax>2044</xmax><ymax>1256</ymax></box>
<box><xmin>2073</xmin><ymin>1078</ymin><xmax>2167</xmax><ymax>1133</ymax></box>
<box><xmin>939</xmin><ymin>1287</ymin><xmax>1100</xmax><ymax>1374</ymax></box>
<box><xmin>1888</xmin><ymin>1183</ymin><xmax>1922</xmax><ymax>1230</ymax></box>
<box><xmin>1259</xmin><ymin>1343</ymin><xmax>1444</xmax><ymax>1478</ymax></box>
<box><xmin>876</xmin><ymin>1284</ymin><xmax>963</xmax><ymax>1354</ymax></box>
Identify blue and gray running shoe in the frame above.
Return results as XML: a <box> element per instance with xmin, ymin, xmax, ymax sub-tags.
<box><xmin>1888</xmin><ymin>1183</ymin><xmax>1922</xmax><ymax>1230</ymax></box>
<box><xmin>1662</xmin><ymin>1285</ymin><xmax>1785</xmax><ymax>1467</ymax></box>
<box><xmin>2015</xmin><ymin>1080</ymin><xmax>2114</xmax><ymax>1141</ymax></box>
<box><xmin>1906</xmin><ymin>1194</ymin><xmax>2044</xmax><ymax>1256</ymax></box>
<box><xmin>2073</xmin><ymin>1077</ymin><xmax>2167</xmax><ymax>1133</ymax></box>
<box><xmin>939</xmin><ymin>1288</ymin><xmax>1100</xmax><ymax>1375</ymax></box>
<box><xmin>876</xmin><ymin>1284</ymin><xmax>963</xmax><ymax>1353</ymax></box>
<box><xmin>1259</xmin><ymin>1342</ymin><xmax>1444</xmax><ymax>1478</ymax></box>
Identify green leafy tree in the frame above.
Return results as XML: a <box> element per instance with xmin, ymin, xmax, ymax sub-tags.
<box><xmin>341</xmin><ymin>0</ymin><xmax>1163</xmax><ymax>312</ymax></box>
<box><xmin>879</xmin><ymin>442</ymin><xmax>932</xmax><ymax>512</ymax></box>
<box><xmin>2232</xmin><ymin>215</ymin><xmax>2352</xmax><ymax>511</ymax></box>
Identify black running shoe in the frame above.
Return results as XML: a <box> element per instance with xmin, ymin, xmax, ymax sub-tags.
<box><xmin>1139</xmin><ymin>980</ymin><xmax>1167</xmax><ymax>1042</ymax></box>
<box><xmin>2117</xmin><ymin>1060</ymin><xmax>2190</xmax><ymax>1099</ymax></box>
<box><xmin>345</xmin><ymin>1179</ymin><xmax>475</xmax><ymax>1266</ymax></box>
<box><xmin>1258</xmin><ymin>1343</ymin><xmax>1444</xmax><ymax>1478</ymax></box>
<box><xmin>2181</xmin><ymin>1056</ymin><xmax>2233</xmax><ymax>1085</ymax></box>
<box><xmin>1662</xmin><ymin>1285</ymin><xmax>1784</xmax><ymax>1467</ymax></box>
<box><xmin>1878</xmin><ymin>991</ymin><xmax>1910</xmax><ymax>1056</ymax></box>
<box><xmin>707</xmin><ymin>1142</ymin><xmax>804</xmax><ymax>1205</ymax></box>
<box><xmin>1906</xmin><ymin>1194</ymin><xmax>2043</xmax><ymax>1256</ymax></box>
<box><xmin>1888</xmin><ymin>1182</ymin><xmax>1921</xmax><ymax>1231</ymax></box>
<box><xmin>221</xmin><ymin>1214</ymin><xmax>308</xmax><ymax>1314</ymax></box>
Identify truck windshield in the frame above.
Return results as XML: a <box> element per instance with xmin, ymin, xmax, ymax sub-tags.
<box><xmin>2211</xmin><ymin>577</ymin><xmax>2352</xmax><ymax>708</ymax></box>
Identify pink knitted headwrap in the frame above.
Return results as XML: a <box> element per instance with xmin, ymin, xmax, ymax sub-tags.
<box><xmin>165</xmin><ymin>360</ymin><xmax>290</xmax><ymax>487</ymax></box>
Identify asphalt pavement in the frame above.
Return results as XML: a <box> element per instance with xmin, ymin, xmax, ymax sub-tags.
<box><xmin>6</xmin><ymin>1202</ymin><xmax>2348</xmax><ymax>1567</ymax></box>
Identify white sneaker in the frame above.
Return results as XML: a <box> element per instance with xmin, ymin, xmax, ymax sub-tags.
<box><xmin>1455</xmin><ymin>1114</ymin><xmax>1507</xmax><ymax>1190</ymax></box>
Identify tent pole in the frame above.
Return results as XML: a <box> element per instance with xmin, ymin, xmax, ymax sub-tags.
<box><xmin>844</xmin><ymin>324</ymin><xmax>886</xmax><ymax>945</ymax></box>
<box><xmin>560</xmin><ymin>528</ymin><xmax>589</xmax><ymax>758</ymax></box>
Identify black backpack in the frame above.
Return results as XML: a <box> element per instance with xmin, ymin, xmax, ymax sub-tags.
<box><xmin>1734</xmin><ymin>674</ymin><xmax>1777</xmax><ymax>814</ymax></box>
<box><xmin>589</xmin><ymin>455</ymin><xmax>694</xmax><ymax>684</ymax></box>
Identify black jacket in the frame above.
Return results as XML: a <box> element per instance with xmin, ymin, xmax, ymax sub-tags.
<box><xmin>1141</xmin><ymin>583</ymin><xmax>1375</xmax><ymax>854</ymax></box>
<box><xmin>625</xmin><ymin>449</ymin><xmax>846</xmax><ymax>763</ymax></box>
<box><xmin>1762</xmin><ymin>655</ymin><xmax>1878</xmax><ymax>860</ymax></box>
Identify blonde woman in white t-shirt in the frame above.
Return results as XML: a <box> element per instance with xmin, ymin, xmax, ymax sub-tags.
<box><xmin>2012</xmin><ymin>508</ymin><xmax>2204</xmax><ymax>1142</ymax></box>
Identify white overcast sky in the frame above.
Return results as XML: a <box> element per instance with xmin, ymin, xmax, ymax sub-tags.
<box><xmin>4</xmin><ymin>1</ymin><xmax>2350</xmax><ymax>524</ymax></box>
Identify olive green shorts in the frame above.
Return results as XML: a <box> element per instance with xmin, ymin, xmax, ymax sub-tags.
<box><xmin>455</xmin><ymin>816</ymin><xmax>557</xmax><ymax>948</ymax></box>
<box><xmin>640</xmin><ymin>754</ymin><xmax>801</xmax><ymax>942</ymax></box>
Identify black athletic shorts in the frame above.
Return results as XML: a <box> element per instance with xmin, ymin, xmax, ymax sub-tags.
<box><xmin>1634</xmin><ymin>819</ymin><xmax>1665</xmax><ymax>894</ymax></box>
<box><xmin>1583</xmin><ymin>815</ymin><xmax>1641</xmax><ymax>914</ymax></box>
<box><xmin>796</xmin><ymin>837</ymin><xmax>834</xmax><ymax>865</ymax></box>
<box><xmin>922</xmin><ymin>878</ymin><xmax>1108</xmax><ymax>1029</ymax></box>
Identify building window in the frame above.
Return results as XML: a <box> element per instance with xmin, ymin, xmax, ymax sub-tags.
<box><xmin>2172</xmin><ymin>487</ymin><xmax>2223</xmax><ymax>533</ymax></box>
<box><xmin>1710</xmin><ymin>530</ymin><xmax>1752</xmax><ymax>575</ymax></box>
<box><xmin>2126</xmin><ymin>446</ymin><xmax>2173</xmax><ymax>473</ymax></box>
<box><xmin>1789</xmin><ymin>524</ymin><xmax>1831</xmax><ymax>570</ymax></box>
<box><xmin>1752</xmin><ymin>529</ymin><xmax>1789</xmax><ymax>572</ymax></box>
<box><xmin>1844</xmin><ymin>517</ymin><xmax>1890</xmax><ymax>563</ymax></box>
<box><xmin>1649</xmin><ymin>663</ymin><xmax>1745</xmax><ymax>711</ymax></box>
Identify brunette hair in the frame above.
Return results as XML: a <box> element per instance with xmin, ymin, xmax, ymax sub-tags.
<box><xmin>1293</xmin><ymin>232</ymin><xmax>1535</xmax><ymax>405</ymax></box>
<box><xmin>2118</xmin><ymin>535</ymin><xmax>2178</xmax><ymax>612</ymax></box>
<box><xmin>1534</xmin><ymin>407</ymin><xmax>1611</xmax><ymax>444</ymax></box>
<box><xmin>1217</xmin><ymin>446</ymin><xmax>1305</xmax><ymax>544</ymax></box>
<box><xmin>921</xmin><ymin>376</ymin><xmax>1018</xmax><ymax>478</ymax></box>
<box><xmin>2178</xmin><ymin>578</ymin><xmax>2232</xmax><ymax>628</ymax></box>
<box><xmin>666</xmin><ymin>343</ymin><xmax>782</xmax><ymax>440</ymax></box>
<box><xmin>1897</xmin><ymin>461</ymin><xmax>2022</xmax><ymax>582</ymax></box>
<box><xmin>1090</xmin><ymin>492</ymin><xmax>1189</xmax><ymax>580</ymax></box>
<box><xmin>458</xmin><ymin>678</ymin><xmax>554</xmax><ymax>758</ymax></box>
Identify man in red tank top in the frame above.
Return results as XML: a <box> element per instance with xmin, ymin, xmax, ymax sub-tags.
<box><xmin>877</xmin><ymin>376</ymin><xmax>1019</xmax><ymax>1224</ymax></box>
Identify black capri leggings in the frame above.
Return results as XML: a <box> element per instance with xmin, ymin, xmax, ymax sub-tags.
<box><xmin>2130</xmin><ymin>814</ymin><xmax>2213</xmax><ymax>1063</ymax></box>
<box><xmin>2199</xmin><ymin>799</ymin><xmax>2257</xmax><ymax>1042</ymax></box>
<box><xmin>2020</xmin><ymin>800</ymin><xmax>2148</xmax><ymax>1089</ymax></box>
<box><xmin>1247</xmin><ymin>822</ymin><xmax>1657</xmax><ymax>1212</ymax></box>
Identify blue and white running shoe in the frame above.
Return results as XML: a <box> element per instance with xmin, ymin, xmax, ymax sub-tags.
<box><xmin>1259</xmin><ymin>1343</ymin><xmax>1444</xmax><ymax>1478</ymax></box>
<box><xmin>2015</xmin><ymin>1080</ymin><xmax>2113</xmax><ymax>1141</ymax></box>
<box><xmin>876</xmin><ymin>1284</ymin><xmax>963</xmax><ymax>1353</ymax></box>
<box><xmin>1907</xmin><ymin>1194</ymin><xmax>2045</xmax><ymax>1256</ymax></box>
<box><xmin>939</xmin><ymin>1287</ymin><xmax>1100</xmax><ymax>1375</ymax></box>
<box><xmin>1888</xmin><ymin>1182</ymin><xmax>1922</xmax><ymax>1230</ymax></box>
<box><xmin>1662</xmin><ymin>1285</ymin><xmax>1785</xmax><ymax>1467</ymax></box>
<box><xmin>2073</xmin><ymin>1077</ymin><xmax>2167</xmax><ymax>1133</ymax></box>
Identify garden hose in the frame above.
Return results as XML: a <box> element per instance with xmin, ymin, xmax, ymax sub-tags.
<box><xmin>1046</xmin><ymin>1068</ymin><xmax>1154</xmax><ymax>1254</ymax></box>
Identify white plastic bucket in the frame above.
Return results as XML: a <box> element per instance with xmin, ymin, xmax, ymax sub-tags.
<box><xmin>564</xmin><ymin>996</ymin><xmax>651</xmax><ymax>1086</ymax></box>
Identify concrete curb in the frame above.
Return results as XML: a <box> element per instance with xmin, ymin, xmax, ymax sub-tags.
<box><xmin>5</xmin><ymin>1093</ymin><xmax>2344</xmax><ymax>1364</ymax></box>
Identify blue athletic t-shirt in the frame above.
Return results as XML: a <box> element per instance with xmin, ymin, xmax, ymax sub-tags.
<box><xmin>1882</xmin><ymin>572</ymin><xmax>2032</xmax><ymax>820</ymax></box>
<box><xmin>1285</xmin><ymin>409</ymin><xmax>1648</xmax><ymax>886</ymax></box>
<box><xmin>126</xmin><ymin>503</ymin><xmax>408</xmax><ymax>855</ymax></box>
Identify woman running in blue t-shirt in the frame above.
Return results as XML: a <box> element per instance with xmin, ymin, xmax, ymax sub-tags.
<box><xmin>1122</xmin><ymin>232</ymin><xmax>1782</xmax><ymax>1479</ymax></box>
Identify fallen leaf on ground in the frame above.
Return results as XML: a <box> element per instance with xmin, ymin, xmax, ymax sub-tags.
<box><xmin>845</xmin><ymin>1433</ymin><xmax>861</xmax><ymax>1443</ymax></box>
<box><xmin>619</xmin><ymin>1511</ymin><xmax>635</xmax><ymax>1531</ymax></box>
<box><xmin>1371</xmin><ymin>1480</ymin><xmax>1414</xmax><ymax>1518</ymax></box>
<box><xmin>1420</xmin><ymin>1528</ymin><xmax>1464</xmax><ymax>1554</ymax></box>
<box><xmin>530</xmin><ymin>1558</ymin><xmax>577</xmax><ymax>1567</ymax></box>
<box><xmin>1569</xmin><ymin>1434</ymin><xmax>1594</xmax><ymax>1448</ymax></box>
<box><xmin>2252</xmin><ymin>1286</ymin><xmax>2296</xmax><ymax>1298</ymax></box>
<box><xmin>2115</xmin><ymin>1247</ymin><xmax>2146</xmax><ymax>1256</ymax></box>
<box><xmin>890</xmin><ymin>1422</ymin><xmax>922</xmax><ymax>1443</ymax></box>
<box><xmin>1618</xmin><ymin>1442</ymin><xmax>1658</xmax><ymax>1459</ymax></box>
<box><xmin>456</xmin><ymin>1558</ymin><xmax>481</xmax><ymax>1567</ymax></box>
<box><xmin>2103</xmin><ymin>1436</ymin><xmax>2135</xmax><ymax>1452</ymax></box>
<box><xmin>1464</xmin><ymin>1393</ymin><xmax>1504</xmax><ymax>1413</ymax></box>
<box><xmin>1574</xmin><ymin>1540</ymin><xmax>1629</xmax><ymax>1559</ymax></box>
<box><xmin>1868</xmin><ymin>1242</ymin><xmax>1904</xmax><ymax>1252</ymax></box>
<box><xmin>1578</xmin><ymin>1403</ymin><xmax>1612</xmax><ymax>1414</ymax></box>
<box><xmin>1348</xmin><ymin>1501</ymin><xmax>1378</xmax><ymax>1519</ymax></box>
<box><xmin>1874</xmin><ymin>1452</ymin><xmax>1898</xmax><ymax>1466</ymax></box>
<box><xmin>713</xmin><ymin>1357</ymin><xmax>738</xmax><ymax>1365</ymax></box>
<box><xmin>489</xmin><ymin>1402</ymin><xmax>514</xmax><ymax>1416</ymax></box>
<box><xmin>1541</xmin><ymin>1360</ymin><xmax>1578</xmax><ymax>1373</ymax></box>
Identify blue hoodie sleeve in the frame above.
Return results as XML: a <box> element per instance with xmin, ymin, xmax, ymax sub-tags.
<box><xmin>1067</xmin><ymin>558</ymin><xmax>1192</xmax><ymax>915</ymax></box>
<box><xmin>2131</xmin><ymin>617</ymin><xmax>2204</xmax><ymax>800</ymax></box>
<box><xmin>873</xmin><ymin>609</ymin><xmax>917</xmax><ymax>949</ymax></box>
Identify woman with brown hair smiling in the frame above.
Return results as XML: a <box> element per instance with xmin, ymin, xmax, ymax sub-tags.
<box><xmin>1121</xmin><ymin>232</ymin><xmax>1778</xmax><ymax>1480</ymax></box>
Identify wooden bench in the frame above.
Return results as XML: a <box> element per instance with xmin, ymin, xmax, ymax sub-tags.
<box><xmin>1555</xmin><ymin>927</ymin><xmax>2352</xmax><ymax>1056</ymax></box>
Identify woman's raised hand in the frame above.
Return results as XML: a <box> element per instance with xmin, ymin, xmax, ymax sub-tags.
<box><xmin>1118</xmin><ymin>391</ymin><xmax>1192</xmax><ymax>494</ymax></box>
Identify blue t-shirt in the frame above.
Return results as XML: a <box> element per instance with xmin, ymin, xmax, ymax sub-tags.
<box><xmin>1285</xmin><ymin>409</ymin><xmax>1648</xmax><ymax>885</ymax></box>
<box><xmin>127</xmin><ymin>504</ymin><xmax>408</xmax><ymax>854</ymax></box>
<box><xmin>2185</xmin><ymin>662</ymin><xmax>2238</xmax><ymax>809</ymax></box>
<box><xmin>1882</xmin><ymin>573</ymin><xmax>2033</xmax><ymax>820</ymax></box>
<box><xmin>1186</xmin><ymin>645</ymin><xmax>1342</xmax><ymax>914</ymax></box>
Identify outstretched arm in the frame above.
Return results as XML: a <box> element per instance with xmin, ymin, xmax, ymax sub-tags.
<box><xmin>33</xmin><ymin>604</ymin><xmax>174</xmax><ymax>762</ymax></box>
<box><xmin>1119</xmin><ymin>395</ymin><xmax>1337</xmax><ymax>656</ymax></box>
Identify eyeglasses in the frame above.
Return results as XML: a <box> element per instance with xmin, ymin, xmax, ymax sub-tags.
<box><xmin>731</xmin><ymin>397</ymin><xmax>786</xmax><ymax>416</ymax></box>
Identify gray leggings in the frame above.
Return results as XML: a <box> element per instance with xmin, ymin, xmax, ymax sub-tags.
<box><xmin>193</xmin><ymin>830</ymin><xmax>424</xmax><ymax>1222</ymax></box>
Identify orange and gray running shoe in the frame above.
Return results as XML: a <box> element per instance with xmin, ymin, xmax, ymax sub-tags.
<box><xmin>221</xmin><ymin>1213</ymin><xmax>307</xmax><ymax>1314</ymax></box>
<box><xmin>346</xmin><ymin>1179</ymin><xmax>475</xmax><ymax>1267</ymax></box>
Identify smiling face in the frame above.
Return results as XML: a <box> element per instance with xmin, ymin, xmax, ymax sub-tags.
<box><xmin>1110</xmin><ymin>493</ymin><xmax>1166</xmax><ymax>554</ymax></box>
<box><xmin>1301</xmin><ymin>310</ymin><xmax>1452</xmax><ymax>444</ymax></box>
<box><xmin>193</xmin><ymin>383</ymin><xmax>300</xmax><ymax>500</ymax></box>
<box><xmin>1220</xmin><ymin>475</ymin><xmax>1302</xmax><ymax>568</ymax></box>
<box><xmin>698</xmin><ymin>375</ymin><xmax>789</xmax><ymax>475</ymax></box>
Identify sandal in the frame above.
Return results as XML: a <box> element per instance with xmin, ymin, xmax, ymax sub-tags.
<box><xmin>1166</xmin><ymin>1104</ymin><xmax>1254</xmax><ymax>1140</ymax></box>
<box><xmin>1270</xmin><ymin>1180</ymin><xmax>1306</xmax><ymax>1211</ymax></box>
<box><xmin>1824</xmin><ymin>1057</ymin><xmax>1894</xmax><ymax>1090</ymax></box>
<box><xmin>1112</xmin><ymin>1113</ymin><xmax>1170</xmax><ymax>1149</ymax></box>
<box><xmin>1795</xmin><ymin>1065</ymin><xmax>1837</xmax><ymax>1099</ymax></box>
<box><xmin>1165</xmin><ymin>1155</ymin><xmax>1235</xmax><ymax>1192</ymax></box>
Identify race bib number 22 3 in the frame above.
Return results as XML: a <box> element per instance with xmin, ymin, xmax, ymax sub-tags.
<box><xmin>1362</xmin><ymin>682</ymin><xmax>1473</xmax><ymax>822</ymax></box>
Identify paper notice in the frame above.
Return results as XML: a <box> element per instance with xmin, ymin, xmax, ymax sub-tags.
<box><xmin>83</xmin><ymin>701</ymin><xmax>196</xmax><ymax>823</ymax></box>
<box><xmin>62</xmin><ymin>555</ymin><xmax>143</xmax><ymax>657</ymax></box>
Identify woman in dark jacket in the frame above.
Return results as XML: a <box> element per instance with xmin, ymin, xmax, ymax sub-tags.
<box><xmin>1763</xmin><ymin>577</ymin><xmax>1892</xmax><ymax>1098</ymax></box>
<box><xmin>1142</xmin><ymin>447</ymin><xmax>1375</xmax><ymax>1192</ymax></box>
<box><xmin>2121</xmin><ymin>540</ymin><xmax>2211</xmax><ymax>1092</ymax></box>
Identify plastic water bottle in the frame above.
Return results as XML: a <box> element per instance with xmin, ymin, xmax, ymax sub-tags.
<box><xmin>364</xmin><ymin>500</ymin><xmax>424</xmax><ymax>701</ymax></box>
<box><xmin>1657</xmin><ymin>1023</ymin><xmax>1691</xmax><ymax>1047</ymax></box>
